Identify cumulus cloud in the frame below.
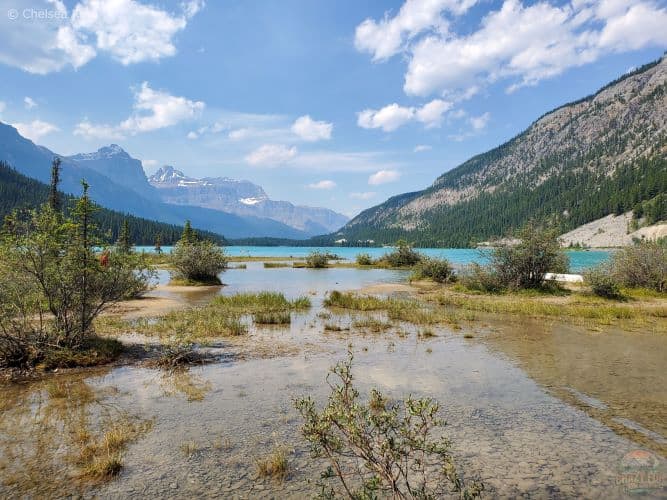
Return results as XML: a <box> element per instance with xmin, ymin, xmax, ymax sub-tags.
<box><xmin>355</xmin><ymin>0</ymin><xmax>478</xmax><ymax>61</ymax></box>
<box><xmin>350</xmin><ymin>191</ymin><xmax>377</xmax><ymax>200</ymax></box>
<box><xmin>308</xmin><ymin>180</ymin><xmax>337</xmax><ymax>189</ymax></box>
<box><xmin>0</xmin><ymin>0</ymin><xmax>203</xmax><ymax>74</ymax></box>
<box><xmin>413</xmin><ymin>144</ymin><xmax>432</xmax><ymax>152</ymax></box>
<box><xmin>355</xmin><ymin>0</ymin><xmax>667</xmax><ymax>98</ymax></box>
<box><xmin>291</xmin><ymin>115</ymin><xmax>333</xmax><ymax>142</ymax></box>
<box><xmin>14</xmin><ymin>120</ymin><xmax>60</xmax><ymax>142</ymax></box>
<box><xmin>469</xmin><ymin>112</ymin><xmax>490</xmax><ymax>130</ymax></box>
<box><xmin>74</xmin><ymin>82</ymin><xmax>204</xmax><ymax>139</ymax></box>
<box><xmin>358</xmin><ymin>99</ymin><xmax>450</xmax><ymax>132</ymax></box>
<box><xmin>368</xmin><ymin>169</ymin><xmax>401</xmax><ymax>185</ymax></box>
<box><xmin>24</xmin><ymin>97</ymin><xmax>37</xmax><ymax>110</ymax></box>
<box><xmin>245</xmin><ymin>144</ymin><xmax>298</xmax><ymax>166</ymax></box>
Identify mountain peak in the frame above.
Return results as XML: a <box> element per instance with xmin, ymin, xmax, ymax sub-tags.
<box><xmin>149</xmin><ymin>165</ymin><xmax>189</xmax><ymax>184</ymax></box>
<box><xmin>71</xmin><ymin>144</ymin><xmax>130</xmax><ymax>161</ymax></box>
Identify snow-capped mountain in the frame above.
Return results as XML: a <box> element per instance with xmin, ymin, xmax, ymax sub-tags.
<box><xmin>149</xmin><ymin>166</ymin><xmax>348</xmax><ymax>234</ymax></box>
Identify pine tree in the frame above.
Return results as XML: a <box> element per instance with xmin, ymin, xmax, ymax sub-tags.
<box><xmin>181</xmin><ymin>220</ymin><xmax>196</xmax><ymax>245</ymax></box>
<box><xmin>154</xmin><ymin>233</ymin><xmax>163</xmax><ymax>254</ymax></box>
<box><xmin>117</xmin><ymin>219</ymin><xmax>132</xmax><ymax>254</ymax></box>
<box><xmin>48</xmin><ymin>157</ymin><xmax>61</xmax><ymax>213</ymax></box>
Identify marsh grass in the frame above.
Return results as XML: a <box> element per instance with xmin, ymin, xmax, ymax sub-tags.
<box><xmin>77</xmin><ymin>419</ymin><xmax>153</xmax><ymax>482</ymax></box>
<box><xmin>148</xmin><ymin>343</ymin><xmax>208</xmax><ymax>370</ymax></box>
<box><xmin>324</xmin><ymin>323</ymin><xmax>349</xmax><ymax>332</ymax></box>
<box><xmin>40</xmin><ymin>337</ymin><xmax>124</xmax><ymax>370</ymax></box>
<box><xmin>254</xmin><ymin>311</ymin><xmax>291</xmax><ymax>325</ymax></box>
<box><xmin>256</xmin><ymin>444</ymin><xmax>290</xmax><ymax>482</ymax></box>
<box><xmin>263</xmin><ymin>262</ymin><xmax>291</xmax><ymax>268</ymax></box>
<box><xmin>213</xmin><ymin>292</ymin><xmax>311</xmax><ymax>313</ymax></box>
<box><xmin>433</xmin><ymin>291</ymin><xmax>667</xmax><ymax>325</ymax></box>
<box><xmin>180</xmin><ymin>441</ymin><xmax>199</xmax><ymax>457</ymax></box>
<box><xmin>352</xmin><ymin>317</ymin><xmax>392</xmax><ymax>332</ymax></box>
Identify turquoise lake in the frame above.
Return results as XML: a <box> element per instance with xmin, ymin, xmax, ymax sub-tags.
<box><xmin>136</xmin><ymin>245</ymin><xmax>611</xmax><ymax>272</ymax></box>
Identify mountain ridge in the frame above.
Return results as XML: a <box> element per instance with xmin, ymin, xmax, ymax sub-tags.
<box><xmin>339</xmin><ymin>55</ymin><xmax>667</xmax><ymax>246</ymax></box>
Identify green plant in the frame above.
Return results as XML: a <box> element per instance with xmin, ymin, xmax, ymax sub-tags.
<box><xmin>611</xmin><ymin>241</ymin><xmax>667</xmax><ymax>292</ymax></box>
<box><xmin>411</xmin><ymin>257</ymin><xmax>455</xmax><ymax>283</ymax></box>
<box><xmin>459</xmin><ymin>263</ymin><xmax>505</xmax><ymax>293</ymax></box>
<box><xmin>355</xmin><ymin>253</ymin><xmax>374</xmax><ymax>266</ymax></box>
<box><xmin>294</xmin><ymin>351</ymin><xmax>483</xmax><ymax>499</ymax></box>
<box><xmin>254</xmin><ymin>311</ymin><xmax>291</xmax><ymax>325</ymax></box>
<box><xmin>169</xmin><ymin>234</ymin><xmax>227</xmax><ymax>285</ymax></box>
<box><xmin>584</xmin><ymin>266</ymin><xmax>623</xmax><ymax>299</ymax></box>
<box><xmin>378</xmin><ymin>240</ymin><xmax>423</xmax><ymax>268</ymax></box>
<box><xmin>305</xmin><ymin>251</ymin><xmax>330</xmax><ymax>268</ymax></box>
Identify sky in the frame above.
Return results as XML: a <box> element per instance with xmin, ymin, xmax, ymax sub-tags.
<box><xmin>0</xmin><ymin>0</ymin><xmax>665</xmax><ymax>217</ymax></box>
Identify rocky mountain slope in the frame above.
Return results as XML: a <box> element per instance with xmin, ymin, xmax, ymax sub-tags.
<box><xmin>339</xmin><ymin>56</ymin><xmax>667</xmax><ymax>247</ymax></box>
<box><xmin>149</xmin><ymin>166</ymin><xmax>348</xmax><ymax>234</ymax></box>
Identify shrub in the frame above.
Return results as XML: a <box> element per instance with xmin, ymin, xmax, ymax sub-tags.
<box><xmin>355</xmin><ymin>253</ymin><xmax>374</xmax><ymax>266</ymax></box>
<box><xmin>584</xmin><ymin>266</ymin><xmax>623</xmax><ymax>299</ymax></box>
<box><xmin>170</xmin><ymin>239</ymin><xmax>227</xmax><ymax>285</ymax></box>
<box><xmin>611</xmin><ymin>241</ymin><xmax>667</xmax><ymax>292</ymax></box>
<box><xmin>489</xmin><ymin>225</ymin><xmax>568</xmax><ymax>289</ymax></box>
<box><xmin>294</xmin><ymin>351</ymin><xmax>483</xmax><ymax>498</ymax></box>
<box><xmin>305</xmin><ymin>251</ymin><xmax>329</xmax><ymax>268</ymax></box>
<box><xmin>459</xmin><ymin>263</ymin><xmax>505</xmax><ymax>293</ymax></box>
<box><xmin>411</xmin><ymin>257</ymin><xmax>455</xmax><ymax>283</ymax></box>
<box><xmin>379</xmin><ymin>240</ymin><xmax>423</xmax><ymax>268</ymax></box>
<box><xmin>0</xmin><ymin>181</ymin><xmax>154</xmax><ymax>368</ymax></box>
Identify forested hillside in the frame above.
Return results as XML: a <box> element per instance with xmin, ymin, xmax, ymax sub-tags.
<box><xmin>339</xmin><ymin>56</ymin><xmax>667</xmax><ymax>247</ymax></box>
<box><xmin>0</xmin><ymin>161</ymin><xmax>224</xmax><ymax>245</ymax></box>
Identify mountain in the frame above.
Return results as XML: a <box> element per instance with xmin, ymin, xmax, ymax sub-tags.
<box><xmin>68</xmin><ymin>145</ymin><xmax>158</xmax><ymax>200</ymax></box>
<box><xmin>0</xmin><ymin>124</ymin><xmax>313</xmax><ymax>239</ymax></box>
<box><xmin>149</xmin><ymin>166</ymin><xmax>348</xmax><ymax>234</ymax></box>
<box><xmin>339</xmin><ymin>56</ymin><xmax>667</xmax><ymax>247</ymax></box>
<box><xmin>0</xmin><ymin>161</ymin><xmax>224</xmax><ymax>245</ymax></box>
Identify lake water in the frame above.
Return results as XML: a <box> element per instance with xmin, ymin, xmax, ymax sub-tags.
<box><xmin>1</xmin><ymin>260</ymin><xmax>664</xmax><ymax>499</ymax></box>
<box><xmin>138</xmin><ymin>245</ymin><xmax>611</xmax><ymax>272</ymax></box>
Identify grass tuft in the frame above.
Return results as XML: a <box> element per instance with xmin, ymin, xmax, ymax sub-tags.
<box><xmin>256</xmin><ymin>445</ymin><xmax>290</xmax><ymax>481</ymax></box>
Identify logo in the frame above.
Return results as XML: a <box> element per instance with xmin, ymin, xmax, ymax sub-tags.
<box><xmin>616</xmin><ymin>449</ymin><xmax>666</xmax><ymax>495</ymax></box>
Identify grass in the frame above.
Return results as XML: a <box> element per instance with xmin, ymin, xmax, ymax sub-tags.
<box><xmin>39</xmin><ymin>337</ymin><xmax>124</xmax><ymax>370</ymax></box>
<box><xmin>168</xmin><ymin>276</ymin><xmax>222</xmax><ymax>286</ymax></box>
<box><xmin>263</xmin><ymin>262</ymin><xmax>291</xmax><ymax>268</ymax></box>
<box><xmin>148</xmin><ymin>343</ymin><xmax>209</xmax><ymax>369</ymax></box>
<box><xmin>352</xmin><ymin>317</ymin><xmax>392</xmax><ymax>332</ymax></box>
<box><xmin>324</xmin><ymin>323</ymin><xmax>349</xmax><ymax>332</ymax></box>
<box><xmin>212</xmin><ymin>292</ymin><xmax>311</xmax><ymax>313</ymax></box>
<box><xmin>180</xmin><ymin>441</ymin><xmax>199</xmax><ymax>457</ymax></box>
<box><xmin>256</xmin><ymin>445</ymin><xmax>290</xmax><ymax>482</ymax></box>
<box><xmin>254</xmin><ymin>311</ymin><xmax>291</xmax><ymax>325</ymax></box>
<box><xmin>77</xmin><ymin>418</ymin><xmax>153</xmax><ymax>482</ymax></box>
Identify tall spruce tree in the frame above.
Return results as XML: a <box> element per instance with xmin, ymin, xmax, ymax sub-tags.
<box><xmin>48</xmin><ymin>157</ymin><xmax>61</xmax><ymax>213</ymax></box>
<box><xmin>117</xmin><ymin>219</ymin><xmax>132</xmax><ymax>254</ymax></box>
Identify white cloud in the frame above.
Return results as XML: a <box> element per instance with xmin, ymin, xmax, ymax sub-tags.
<box><xmin>74</xmin><ymin>82</ymin><xmax>204</xmax><ymax>139</ymax></box>
<box><xmin>245</xmin><ymin>144</ymin><xmax>298</xmax><ymax>166</ymax></box>
<box><xmin>350</xmin><ymin>191</ymin><xmax>377</xmax><ymax>200</ymax></box>
<box><xmin>414</xmin><ymin>144</ymin><xmax>432</xmax><ymax>152</ymax></box>
<box><xmin>142</xmin><ymin>159</ymin><xmax>158</xmax><ymax>168</ymax></box>
<box><xmin>291</xmin><ymin>115</ymin><xmax>333</xmax><ymax>142</ymax></box>
<box><xmin>0</xmin><ymin>0</ymin><xmax>203</xmax><ymax>74</ymax></box>
<box><xmin>0</xmin><ymin>101</ymin><xmax>5</xmax><ymax>114</ymax></box>
<box><xmin>14</xmin><ymin>120</ymin><xmax>60</xmax><ymax>142</ymax></box>
<box><xmin>24</xmin><ymin>97</ymin><xmax>38</xmax><ymax>110</ymax></box>
<box><xmin>228</xmin><ymin>128</ymin><xmax>251</xmax><ymax>141</ymax></box>
<box><xmin>354</xmin><ymin>0</ymin><xmax>478</xmax><ymax>61</ymax></box>
<box><xmin>357</xmin><ymin>99</ymin><xmax>450</xmax><ymax>131</ymax></box>
<box><xmin>308</xmin><ymin>180</ymin><xmax>337</xmax><ymax>189</ymax></box>
<box><xmin>469</xmin><ymin>112</ymin><xmax>490</xmax><ymax>130</ymax></box>
<box><xmin>187</xmin><ymin>131</ymin><xmax>198</xmax><ymax>140</ymax></box>
<box><xmin>74</xmin><ymin>120</ymin><xmax>125</xmax><ymax>140</ymax></box>
<box><xmin>368</xmin><ymin>169</ymin><xmax>401</xmax><ymax>185</ymax></box>
<box><xmin>356</xmin><ymin>0</ymin><xmax>667</xmax><ymax>98</ymax></box>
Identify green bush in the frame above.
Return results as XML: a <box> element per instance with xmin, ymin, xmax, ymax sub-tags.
<box><xmin>459</xmin><ymin>263</ymin><xmax>505</xmax><ymax>293</ymax></box>
<box><xmin>305</xmin><ymin>251</ymin><xmax>329</xmax><ymax>268</ymax></box>
<box><xmin>411</xmin><ymin>257</ymin><xmax>455</xmax><ymax>283</ymax></box>
<box><xmin>379</xmin><ymin>240</ymin><xmax>423</xmax><ymax>268</ymax></box>
<box><xmin>170</xmin><ymin>239</ymin><xmax>227</xmax><ymax>284</ymax></box>
<box><xmin>611</xmin><ymin>241</ymin><xmax>666</xmax><ymax>292</ymax></box>
<box><xmin>584</xmin><ymin>266</ymin><xmax>623</xmax><ymax>299</ymax></box>
<box><xmin>355</xmin><ymin>253</ymin><xmax>374</xmax><ymax>266</ymax></box>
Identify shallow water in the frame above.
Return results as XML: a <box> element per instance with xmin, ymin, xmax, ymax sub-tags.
<box><xmin>139</xmin><ymin>245</ymin><xmax>611</xmax><ymax>272</ymax></box>
<box><xmin>1</xmin><ymin>266</ymin><xmax>665</xmax><ymax>499</ymax></box>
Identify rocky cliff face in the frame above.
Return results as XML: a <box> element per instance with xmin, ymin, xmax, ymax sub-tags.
<box><xmin>341</xmin><ymin>56</ymin><xmax>667</xmax><ymax>246</ymax></box>
<box><xmin>150</xmin><ymin>166</ymin><xmax>348</xmax><ymax>234</ymax></box>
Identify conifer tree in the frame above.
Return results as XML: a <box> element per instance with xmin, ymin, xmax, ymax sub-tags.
<box><xmin>48</xmin><ymin>157</ymin><xmax>61</xmax><ymax>213</ymax></box>
<box><xmin>117</xmin><ymin>219</ymin><xmax>132</xmax><ymax>254</ymax></box>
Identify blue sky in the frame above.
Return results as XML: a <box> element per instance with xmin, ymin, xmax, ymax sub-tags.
<box><xmin>0</xmin><ymin>0</ymin><xmax>665</xmax><ymax>217</ymax></box>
